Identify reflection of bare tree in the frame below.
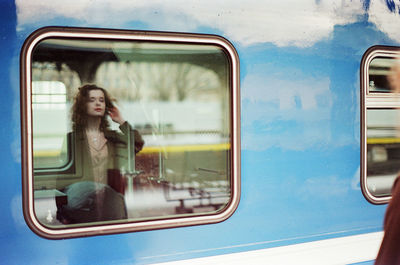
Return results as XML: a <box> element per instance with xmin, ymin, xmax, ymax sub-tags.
<box><xmin>150</xmin><ymin>63</ymin><xmax>175</xmax><ymax>101</ymax></box>
<box><xmin>175</xmin><ymin>63</ymin><xmax>192</xmax><ymax>101</ymax></box>
<box><xmin>95</xmin><ymin>61</ymin><xmax>221</xmax><ymax>102</ymax></box>
<box><xmin>32</xmin><ymin>61</ymin><xmax>222</xmax><ymax>103</ymax></box>
<box><xmin>174</xmin><ymin>63</ymin><xmax>217</xmax><ymax>101</ymax></box>
<box><xmin>124</xmin><ymin>62</ymin><xmax>143</xmax><ymax>101</ymax></box>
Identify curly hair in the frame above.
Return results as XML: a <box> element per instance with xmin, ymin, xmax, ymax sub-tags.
<box><xmin>71</xmin><ymin>84</ymin><xmax>114</xmax><ymax>131</ymax></box>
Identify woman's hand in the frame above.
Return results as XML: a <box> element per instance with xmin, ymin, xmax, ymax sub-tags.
<box><xmin>108</xmin><ymin>106</ymin><xmax>126</xmax><ymax>125</ymax></box>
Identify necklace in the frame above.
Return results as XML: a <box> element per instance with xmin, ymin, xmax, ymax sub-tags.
<box><xmin>86</xmin><ymin>130</ymin><xmax>102</xmax><ymax>144</ymax></box>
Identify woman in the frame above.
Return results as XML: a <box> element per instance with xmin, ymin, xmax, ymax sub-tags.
<box><xmin>71</xmin><ymin>84</ymin><xmax>144</xmax><ymax>184</ymax></box>
<box><xmin>57</xmin><ymin>84</ymin><xmax>144</xmax><ymax>224</ymax></box>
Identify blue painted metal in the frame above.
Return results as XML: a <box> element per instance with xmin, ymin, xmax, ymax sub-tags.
<box><xmin>2</xmin><ymin>0</ymin><xmax>399</xmax><ymax>264</ymax></box>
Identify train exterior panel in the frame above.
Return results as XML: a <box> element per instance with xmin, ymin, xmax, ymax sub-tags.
<box><xmin>2</xmin><ymin>0</ymin><xmax>400</xmax><ymax>264</ymax></box>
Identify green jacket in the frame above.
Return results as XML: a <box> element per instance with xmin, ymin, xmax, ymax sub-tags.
<box><xmin>58</xmin><ymin>122</ymin><xmax>144</xmax><ymax>189</ymax></box>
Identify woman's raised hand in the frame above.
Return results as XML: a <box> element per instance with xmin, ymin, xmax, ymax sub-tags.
<box><xmin>108</xmin><ymin>106</ymin><xmax>126</xmax><ymax>125</ymax></box>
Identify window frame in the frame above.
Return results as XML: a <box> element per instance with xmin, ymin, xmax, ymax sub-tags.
<box><xmin>361</xmin><ymin>45</ymin><xmax>400</xmax><ymax>204</ymax></box>
<box><xmin>21</xmin><ymin>26</ymin><xmax>241</xmax><ymax>239</ymax></box>
<box><xmin>31</xmin><ymin>80</ymin><xmax>73</xmax><ymax>173</ymax></box>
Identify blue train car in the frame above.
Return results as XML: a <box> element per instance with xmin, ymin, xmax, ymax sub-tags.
<box><xmin>2</xmin><ymin>0</ymin><xmax>400</xmax><ymax>264</ymax></box>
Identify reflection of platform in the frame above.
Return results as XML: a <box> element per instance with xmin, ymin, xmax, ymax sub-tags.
<box><xmin>34</xmin><ymin>182</ymin><xmax>230</xmax><ymax>225</ymax></box>
<box><xmin>124</xmin><ymin>182</ymin><xmax>229</xmax><ymax>219</ymax></box>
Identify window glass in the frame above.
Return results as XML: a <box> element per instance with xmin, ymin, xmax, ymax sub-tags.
<box><xmin>21</xmin><ymin>28</ymin><xmax>239</xmax><ymax>238</ymax></box>
<box><xmin>368</xmin><ymin>57</ymin><xmax>394</xmax><ymax>93</ymax></box>
<box><xmin>367</xmin><ymin>109</ymin><xmax>400</xmax><ymax>197</ymax></box>
<box><xmin>32</xmin><ymin>81</ymin><xmax>69</xmax><ymax>169</ymax></box>
<box><xmin>362</xmin><ymin>48</ymin><xmax>400</xmax><ymax>203</ymax></box>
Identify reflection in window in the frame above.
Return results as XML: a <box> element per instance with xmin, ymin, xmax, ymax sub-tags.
<box><xmin>367</xmin><ymin>109</ymin><xmax>400</xmax><ymax>196</ymax></box>
<box><xmin>368</xmin><ymin>57</ymin><xmax>394</xmax><ymax>93</ymax></box>
<box><xmin>32</xmin><ymin>81</ymin><xmax>67</xmax><ymax>109</ymax></box>
<box><xmin>22</xmin><ymin>29</ymin><xmax>239</xmax><ymax>238</ymax></box>
<box><xmin>362</xmin><ymin>49</ymin><xmax>400</xmax><ymax>203</ymax></box>
<box><xmin>32</xmin><ymin>62</ymin><xmax>81</xmax><ymax>170</ymax></box>
<box><xmin>32</xmin><ymin>81</ymin><xmax>69</xmax><ymax>169</ymax></box>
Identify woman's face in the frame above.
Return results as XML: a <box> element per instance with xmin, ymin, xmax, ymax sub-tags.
<box><xmin>86</xmin><ymin>89</ymin><xmax>106</xmax><ymax>117</ymax></box>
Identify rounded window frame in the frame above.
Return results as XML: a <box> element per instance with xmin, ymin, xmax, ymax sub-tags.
<box><xmin>360</xmin><ymin>45</ymin><xmax>400</xmax><ymax>204</ymax></box>
<box><xmin>20</xmin><ymin>27</ymin><xmax>241</xmax><ymax>239</ymax></box>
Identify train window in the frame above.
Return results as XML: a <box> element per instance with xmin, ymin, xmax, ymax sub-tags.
<box><xmin>21</xmin><ymin>27</ymin><xmax>240</xmax><ymax>238</ymax></box>
<box><xmin>32</xmin><ymin>81</ymin><xmax>69</xmax><ymax>169</ymax></box>
<box><xmin>361</xmin><ymin>46</ymin><xmax>400</xmax><ymax>204</ymax></box>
